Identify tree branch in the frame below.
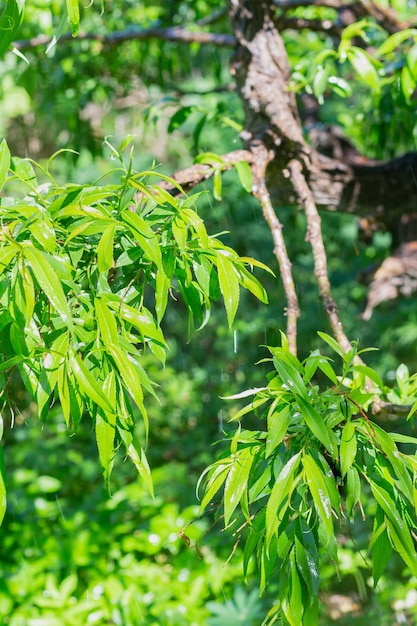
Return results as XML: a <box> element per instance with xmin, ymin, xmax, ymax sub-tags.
<box><xmin>145</xmin><ymin>150</ymin><xmax>254</xmax><ymax>194</ymax></box>
<box><xmin>288</xmin><ymin>158</ymin><xmax>359</xmax><ymax>356</ymax></box>
<box><xmin>251</xmin><ymin>144</ymin><xmax>300</xmax><ymax>355</ymax></box>
<box><xmin>13</xmin><ymin>26</ymin><xmax>235</xmax><ymax>51</ymax></box>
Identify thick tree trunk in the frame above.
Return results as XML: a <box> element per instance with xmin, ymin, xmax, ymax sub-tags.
<box><xmin>228</xmin><ymin>0</ymin><xmax>417</xmax><ymax>237</ymax></box>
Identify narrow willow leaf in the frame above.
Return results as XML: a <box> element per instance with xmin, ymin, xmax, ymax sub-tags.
<box><xmin>0</xmin><ymin>0</ymin><xmax>24</xmax><ymax>57</ymax></box>
<box><xmin>223</xmin><ymin>446</ymin><xmax>254</xmax><ymax>527</ymax></box>
<box><xmin>295</xmin><ymin>519</ymin><xmax>319</xmax><ymax>598</ymax></box>
<box><xmin>340</xmin><ymin>422</ymin><xmax>357</xmax><ymax>478</ymax></box>
<box><xmin>273</xmin><ymin>358</ymin><xmax>307</xmax><ymax>398</ymax></box>
<box><xmin>69</xmin><ymin>351</ymin><xmax>113</xmax><ymax>414</ymax></box>
<box><xmin>66</xmin><ymin>0</ymin><xmax>80</xmax><ymax>36</ymax></box>
<box><xmin>317</xmin><ymin>331</ymin><xmax>345</xmax><ymax>357</ymax></box>
<box><xmin>266</xmin><ymin>406</ymin><xmax>290</xmax><ymax>458</ymax></box>
<box><xmin>0</xmin><ymin>138</ymin><xmax>10</xmax><ymax>190</ymax></box>
<box><xmin>283</xmin><ymin>549</ymin><xmax>303</xmax><ymax>626</ymax></box>
<box><xmin>181</xmin><ymin>207</ymin><xmax>208</xmax><ymax>247</ymax></box>
<box><xmin>106</xmin><ymin>345</ymin><xmax>149</xmax><ymax>437</ymax></box>
<box><xmin>95</xmin><ymin>371</ymin><xmax>117</xmax><ymax>490</ymax></box>
<box><xmin>96</xmin><ymin>412</ymin><xmax>116</xmax><ymax>491</ymax></box>
<box><xmin>371</xmin><ymin>521</ymin><xmax>392</xmax><ymax>586</ymax></box>
<box><xmin>172</xmin><ymin>217</ymin><xmax>187</xmax><ymax>250</ymax></box>
<box><xmin>29</xmin><ymin>216</ymin><xmax>56</xmax><ymax>253</ymax></box>
<box><xmin>95</xmin><ymin>297</ymin><xmax>119</xmax><ymax>346</ymax></box>
<box><xmin>155</xmin><ymin>268</ymin><xmax>170</xmax><ymax>323</ymax></box>
<box><xmin>199</xmin><ymin>462</ymin><xmax>231</xmax><ymax>513</ymax></box>
<box><xmin>303</xmin><ymin>453</ymin><xmax>334</xmax><ymax>546</ymax></box>
<box><xmin>236</xmin><ymin>265</ymin><xmax>268</xmax><ymax>303</ymax></box>
<box><xmin>347</xmin><ymin>47</ymin><xmax>380</xmax><ymax>92</ymax></box>
<box><xmin>121</xmin><ymin>211</ymin><xmax>162</xmax><ymax>267</ymax></box>
<box><xmin>385</xmin><ymin>517</ymin><xmax>417</xmax><ymax>576</ymax></box>
<box><xmin>57</xmin><ymin>364</ymin><xmax>71</xmax><ymax>428</ymax></box>
<box><xmin>216</xmin><ymin>253</ymin><xmax>240</xmax><ymax>328</ymax></box>
<box><xmin>97</xmin><ymin>223</ymin><xmax>116</xmax><ymax>273</ymax></box>
<box><xmin>23</xmin><ymin>246</ymin><xmax>74</xmax><ymax>332</ymax></box>
<box><xmin>127</xmin><ymin>443</ymin><xmax>154</xmax><ymax>498</ymax></box>
<box><xmin>234</xmin><ymin>161</ymin><xmax>253</xmax><ymax>193</ymax></box>
<box><xmin>346</xmin><ymin>466</ymin><xmax>361</xmax><ymax>516</ymax></box>
<box><xmin>265</xmin><ymin>452</ymin><xmax>301</xmax><ymax>548</ymax></box>
<box><xmin>37</xmin><ymin>332</ymin><xmax>69</xmax><ymax>419</ymax></box>
<box><xmin>213</xmin><ymin>169</ymin><xmax>222</xmax><ymax>201</ymax></box>
<box><xmin>297</xmin><ymin>395</ymin><xmax>336</xmax><ymax>455</ymax></box>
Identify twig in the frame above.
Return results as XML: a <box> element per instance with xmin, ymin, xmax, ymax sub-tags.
<box><xmin>13</xmin><ymin>26</ymin><xmax>235</xmax><ymax>51</ymax></box>
<box><xmin>288</xmin><ymin>158</ymin><xmax>357</xmax><ymax>358</ymax></box>
<box><xmin>252</xmin><ymin>145</ymin><xmax>300</xmax><ymax>356</ymax></box>
<box><xmin>151</xmin><ymin>149</ymin><xmax>254</xmax><ymax>194</ymax></box>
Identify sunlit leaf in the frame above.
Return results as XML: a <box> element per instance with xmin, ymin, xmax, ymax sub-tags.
<box><xmin>224</xmin><ymin>445</ymin><xmax>254</xmax><ymax>526</ymax></box>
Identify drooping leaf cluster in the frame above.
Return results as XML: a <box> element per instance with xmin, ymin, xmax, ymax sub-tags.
<box><xmin>199</xmin><ymin>333</ymin><xmax>417</xmax><ymax>625</ymax></box>
<box><xmin>0</xmin><ymin>137</ymin><xmax>268</xmax><ymax>519</ymax></box>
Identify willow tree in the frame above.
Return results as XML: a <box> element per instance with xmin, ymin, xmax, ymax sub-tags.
<box><xmin>2</xmin><ymin>1</ymin><xmax>417</xmax><ymax>624</ymax></box>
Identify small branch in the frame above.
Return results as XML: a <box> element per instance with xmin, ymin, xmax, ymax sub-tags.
<box><xmin>141</xmin><ymin>150</ymin><xmax>254</xmax><ymax>195</ymax></box>
<box><xmin>252</xmin><ymin>145</ymin><xmax>300</xmax><ymax>355</ymax></box>
<box><xmin>14</xmin><ymin>26</ymin><xmax>235</xmax><ymax>51</ymax></box>
<box><xmin>288</xmin><ymin>158</ymin><xmax>356</xmax><ymax>357</ymax></box>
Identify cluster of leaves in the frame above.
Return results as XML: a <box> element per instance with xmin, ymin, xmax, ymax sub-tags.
<box><xmin>199</xmin><ymin>333</ymin><xmax>417</xmax><ymax>625</ymax></box>
<box><xmin>289</xmin><ymin>18</ymin><xmax>417</xmax><ymax>157</ymax></box>
<box><xmin>0</xmin><ymin>137</ymin><xmax>268</xmax><ymax>521</ymax></box>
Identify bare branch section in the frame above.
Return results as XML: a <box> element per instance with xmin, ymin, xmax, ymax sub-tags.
<box><xmin>153</xmin><ymin>150</ymin><xmax>254</xmax><ymax>194</ymax></box>
<box><xmin>14</xmin><ymin>26</ymin><xmax>235</xmax><ymax>51</ymax></box>
<box><xmin>288</xmin><ymin>158</ymin><xmax>355</xmax><ymax>355</ymax></box>
<box><xmin>251</xmin><ymin>145</ymin><xmax>300</xmax><ymax>355</ymax></box>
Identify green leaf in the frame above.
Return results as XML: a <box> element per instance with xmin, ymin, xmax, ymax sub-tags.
<box><xmin>155</xmin><ymin>268</ymin><xmax>170</xmax><ymax>323</ymax></box>
<box><xmin>216</xmin><ymin>253</ymin><xmax>240</xmax><ymax>329</ymax></box>
<box><xmin>95</xmin><ymin>372</ymin><xmax>117</xmax><ymax>491</ymax></box>
<box><xmin>345</xmin><ymin>466</ymin><xmax>361</xmax><ymax>516</ymax></box>
<box><xmin>95</xmin><ymin>297</ymin><xmax>119</xmax><ymax>346</ymax></box>
<box><xmin>223</xmin><ymin>446</ymin><xmax>254</xmax><ymax>527</ymax></box>
<box><xmin>0</xmin><ymin>138</ymin><xmax>10</xmax><ymax>190</ymax></box>
<box><xmin>273</xmin><ymin>357</ymin><xmax>307</xmax><ymax>398</ymax></box>
<box><xmin>371</xmin><ymin>518</ymin><xmax>392</xmax><ymax>586</ymax></box>
<box><xmin>127</xmin><ymin>443</ymin><xmax>154</xmax><ymax>498</ymax></box>
<box><xmin>37</xmin><ymin>332</ymin><xmax>69</xmax><ymax>420</ymax></box>
<box><xmin>97</xmin><ymin>223</ymin><xmax>116</xmax><ymax>273</ymax></box>
<box><xmin>317</xmin><ymin>331</ymin><xmax>345</xmax><ymax>357</ymax></box>
<box><xmin>347</xmin><ymin>47</ymin><xmax>381</xmax><ymax>92</ymax></box>
<box><xmin>340</xmin><ymin>421</ymin><xmax>357</xmax><ymax>478</ymax></box>
<box><xmin>295</xmin><ymin>518</ymin><xmax>319</xmax><ymax>598</ymax></box>
<box><xmin>106</xmin><ymin>345</ymin><xmax>150</xmax><ymax>437</ymax></box>
<box><xmin>198</xmin><ymin>462</ymin><xmax>231</xmax><ymax>512</ymax></box>
<box><xmin>121</xmin><ymin>211</ymin><xmax>162</xmax><ymax>267</ymax></box>
<box><xmin>283</xmin><ymin>549</ymin><xmax>303</xmax><ymax>626</ymax></box>
<box><xmin>297</xmin><ymin>395</ymin><xmax>336</xmax><ymax>455</ymax></box>
<box><xmin>66</xmin><ymin>0</ymin><xmax>80</xmax><ymax>36</ymax></box>
<box><xmin>266</xmin><ymin>405</ymin><xmax>290</xmax><ymax>458</ymax></box>
<box><xmin>265</xmin><ymin>452</ymin><xmax>301</xmax><ymax>548</ymax></box>
<box><xmin>303</xmin><ymin>453</ymin><xmax>334</xmax><ymax>546</ymax></box>
<box><xmin>23</xmin><ymin>246</ymin><xmax>74</xmax><ymax>332</ymax></box>
<box><xmin>68</xmin><ymin>350</ymin><xmax>114</xmax><ymax>414</ymax></box>
<box><xmin>234</xmin><ymin>161</ymin><xmax>253</xmax><ymax>193</ymax></box>
<box><xmin>213</xmin><ymin>169</ymin><xmax>222</xmax><ymax>201</ymax></box>
<box><xmin>0</xmin><ymin>0</ymin><xmax>24</xmax><ymax>58</ymax></box>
